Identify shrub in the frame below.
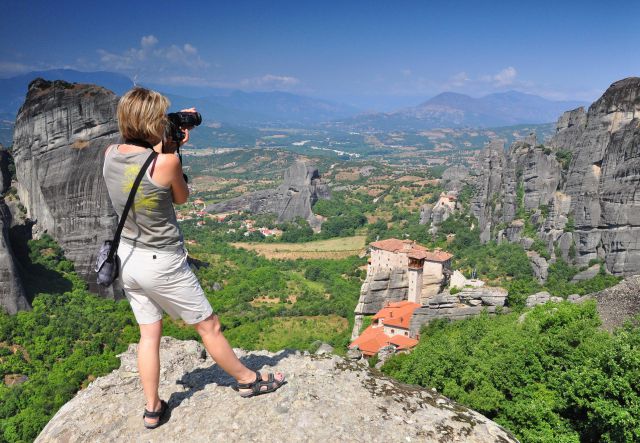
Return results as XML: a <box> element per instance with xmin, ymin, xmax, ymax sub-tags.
<box><xmin>382</xmin><ymin>302</ymin><xmax>640</xmax><ymax>442</ymax></box>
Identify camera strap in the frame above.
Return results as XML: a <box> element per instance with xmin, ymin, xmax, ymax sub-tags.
<box><xmin>124</xmin><ymin>138</ymin><xmax>155</xmax><ymax>149</ymax></box>
<box><xmin>106</xmin><ymin>150</ymin><xmax>158</xmax><ymax>262</ymax></box>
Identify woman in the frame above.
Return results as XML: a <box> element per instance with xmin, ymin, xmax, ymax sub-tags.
<box><xmin>103</xmin><ymin>87</ymin><xmax>285</xmax><ymax>429</ymax></box>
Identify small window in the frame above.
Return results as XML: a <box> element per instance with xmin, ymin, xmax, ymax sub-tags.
<box><xmin>391</xmin><ymin>329</ymin><xmax>395</xmax><ymax>334</ymax></box>
<box><xmin>405</xmin><ymin>331</ymin><xmax>408</xmax><ymax>336</ymax></box>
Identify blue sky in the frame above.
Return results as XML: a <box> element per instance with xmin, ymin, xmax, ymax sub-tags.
<box><xmin>1</xmin><ymin>0</ymin><xmax>638</xmax><ymax>109</ymax></box>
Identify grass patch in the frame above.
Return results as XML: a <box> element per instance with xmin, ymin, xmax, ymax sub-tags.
<box><xmin>223</xmin><ymin>315</ymin><xmax>350</xmax><ymax>353</ymax></box>
<box><xmin>231</xmin><ymin>235</ymin><xmax>366</xmax><ymax>259</ymax></box>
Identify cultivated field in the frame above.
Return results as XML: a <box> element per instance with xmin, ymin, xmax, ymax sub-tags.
<box><xmin>232</xmin><ymin>235</ymin><xmax>367</xmax><ymax>259</ymax></box>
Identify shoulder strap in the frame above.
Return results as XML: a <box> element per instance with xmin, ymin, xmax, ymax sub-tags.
<box><xmin>107</xmin><ymin>151</ymin><xmax>159</xmax><ymax>261</ymax></box>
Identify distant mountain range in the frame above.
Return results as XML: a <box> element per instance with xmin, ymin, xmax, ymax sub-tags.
<box><xmin>0</xmin><ymin>69</ymin><xmax>134</xmax><ymax>115</ymax></box>
<box><xmin>332</xmin><ymin>91</ymin><xmax>589</xmax><ymax>130</ymax></box>
<box><xmin>0</xmin><ymin>69</ymin><xmax>358</xmax><ymax>126</ymax></box>
<box><xmin>0</xmin><ymin>69</ymin><xmax>588</xmax><ymax>133</ymax></box>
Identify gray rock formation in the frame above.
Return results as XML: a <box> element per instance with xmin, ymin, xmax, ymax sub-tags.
<box><xmin>0</xmin><ymin>198</ymin><xmax>29</xmax><ymax>314</ymax></box>
<box><xmin>419</xmin><ymin>203</ymin><xmax>432</xmax><ymax>225</ymax></box>
<box><xmin>441</xmin><ymin>165</ymin><xmax>469</xmax><ymax>192</ymax></box>
<box><xmin>36</xmin><ymin>337</ymin><xmax>518</xmax><ymax>443</ymax></box>
<box><xmin>471</xmin><ymin>77</ymin><xmax>640</xmax><ymax>276</ymax></box>
<box><xmin>472</xmin><ymin>137</ymin><xmax>562</xmax><ymax>238</ymax></box>
<box><xmin>525</xmin><ymin>291</ymin><xmax>565</xmax><ymax>307</ymax></box>
<box><xmin>0</xmin><ymin>148</ymin><xmax>11</xmax><ymax>194</ymax></box>
<box><xmin>409</xmin><ymin>287</ymin><xmax>508</xmax><ymax>336</ymax></box>
<box><xmin>527</xmin><ymin>251</ymin><xmax>549</xmax><ymax>283</ymax></box>
<box><xmin>12</xmin><ymin>78</ymin><xmax>120</xmax><ymax>296</ymax></box>
<box><xmin>206</xmin><ymin>160</ymin><xmax>330</xmax><ymax>230</ymax></box>
<box><xmin>525</xmin><ymin>291</ymin><xmax>551</xmax><ymax>307</ymax></box>
<box><xmin>571</xmin><ymin>264</ymin><xmax>601</xmax><ymax>282</ymax></box>
<box><xmin>354</xmin><ymin>268</ymin><xmax>409</xmax><ymax>316</ymax></box>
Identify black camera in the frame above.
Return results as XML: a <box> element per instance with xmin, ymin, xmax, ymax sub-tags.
<box><xmin>166</xmin><ymin>111</ymin><xmax>202</xmax><ymax>144</ymax></box>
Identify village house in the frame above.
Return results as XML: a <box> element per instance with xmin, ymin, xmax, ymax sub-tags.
<box><xmin>350</xmin><ymin>301</ymin><xmax>421</xmax><ymax>356</ymax></box>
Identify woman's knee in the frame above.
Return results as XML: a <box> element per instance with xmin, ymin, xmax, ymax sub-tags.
<box><xmin>194</xmin><ymin>314</ymin><xmax>221</xmax><ymax>337</ymax></box>
<box><xmin>139</xmin><ymin>319</ymin><xmax>163</xmax><ymax>341</ymax></box>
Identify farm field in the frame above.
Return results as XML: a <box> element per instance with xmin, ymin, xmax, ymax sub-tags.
<box><xmin>231</xmin><ymin>235</ymin><xmax>367</xmax><ymax>259</ymax></box>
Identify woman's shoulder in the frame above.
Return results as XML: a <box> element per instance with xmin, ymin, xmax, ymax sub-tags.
<box><xmin>155</xmin><ymin>153</ymin><xmax>180</xmax><ymax>170</ymax></box>
<box><xmin>150</xmin><ymin>153</ymin><xmax>180</xmax><ymax>187</ymax></box>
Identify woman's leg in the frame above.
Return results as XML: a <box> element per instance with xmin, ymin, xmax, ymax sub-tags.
<box><xmin>194</xmin><ymin>314</ymin><xmax>283</xmax><ymax>387</ymax></box>
<box><xmin>138</xmin><ymin>319</ymin><xmax>163</xmax><ymax>423</ymax></box>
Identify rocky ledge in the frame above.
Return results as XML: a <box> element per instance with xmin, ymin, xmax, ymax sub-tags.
<box><xmin>36</xmin><ymin>337</ymin><xmax>517</xmax><ymax>443</ymax></box>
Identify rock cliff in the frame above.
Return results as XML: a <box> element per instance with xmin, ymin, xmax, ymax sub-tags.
<box><xmin>0</xmin><ymin>147</ymin><xmax>30</xmax><ymax>313</ymax></box>
<box><xmin>11</xmin><ymin>78</ymin><xmax>120</xmax><ymax>296</ymax></box>
<box><xmin>206</xmin><ymin>160</ymin><xmax>330</xmax><ymax>230</ymax></box>
<box><xmin>35</xmin><ymin>337</ymin><xmax>517</xmax><ymax>443</ymax></box>
<box><xmin>471</xmin><ymin>77</ymin><xmax>640</xmax><ymax>276</ymax></box>
<box><xmin>0</xmin><ymin>196</ymin><xmax>29</xmax><ymax>314</ymax></box>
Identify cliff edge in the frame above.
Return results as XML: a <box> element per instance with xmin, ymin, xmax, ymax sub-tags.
<box><xmin>36</xmin><ymin>337</ymin><xmax>517</xmax><ymax>443</ymax></box>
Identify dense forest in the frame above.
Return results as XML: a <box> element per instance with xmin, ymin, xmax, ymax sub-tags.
<box><xmin>382</xmin><ymin>302</ymin><xmax>640</xmax><ymax>442</ymax></box>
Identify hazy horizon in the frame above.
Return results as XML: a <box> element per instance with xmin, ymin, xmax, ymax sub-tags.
<box><xmin>1</xmin><ymin>0</ymin><xmax>638</xmax><ymax>110</ymax></box>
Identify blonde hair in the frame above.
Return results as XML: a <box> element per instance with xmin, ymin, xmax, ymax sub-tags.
<box><xmin>117</xmin><ymin>87</ymin><xmax>170</xmax><ymax>144</ymax></box>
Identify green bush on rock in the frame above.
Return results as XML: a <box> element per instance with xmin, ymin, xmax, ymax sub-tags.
<box><xmin>382</xmin><ymin>302</ymin><xmax>640</xmax><ymax>442</ymax></box>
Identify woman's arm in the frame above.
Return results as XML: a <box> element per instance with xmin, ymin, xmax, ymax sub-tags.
<box><xmin>167</xmin><ymin>155</ymin><xmax>189</xmax><ymax>204</ymax></box>
<box><xmin>150</xmin><ymin>153</ymin><xmax>189</xmax><ymax>204</ymax></box>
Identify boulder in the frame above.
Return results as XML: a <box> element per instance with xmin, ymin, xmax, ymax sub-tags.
<box><xmin>457</xmin><ymin>287</ymin><xmax>507</xmax><ymax>307</ymax></box>
<box><xmin>525</xmin><ymin>291</ymin><xmax>551</xmax><ymax>307</ymax></box>
<box><xmin>314</xmin><ymin>343</ymin><xmax>334</xmax><ymax>355</ymax></box>
<box><xmin>571</xmin><ymin>264</ymin><xmax>601</xmax><ymax>282</ymax></box>
<box><xmin>35</xmin><ymin>337</ymin><xmax>517</xmax><ymax>443</ymax></box>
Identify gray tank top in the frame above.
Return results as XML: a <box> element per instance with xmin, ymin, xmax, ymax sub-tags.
<box><xmin>103</xmin><ymin>144</ymin><xmax>184</xmax><ymax>250</ymax></box>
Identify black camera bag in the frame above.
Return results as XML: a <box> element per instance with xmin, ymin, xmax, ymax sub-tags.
<box><xmin>95</xmin><ymin>150</ymin><xmax>158</xmax><ymax>287</ymax></box>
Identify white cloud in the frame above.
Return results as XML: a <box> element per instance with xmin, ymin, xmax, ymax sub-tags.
<box><xmin>447</xmin><ymin>71</ymin><xmax>470</xmax><ymax>87</ymax></box>
<box><xmin>482</xmin><ymin>66</ymin><xmax>517</xmax><ymax>87</ymax></box>
<box><xmin>141</xmin><ymin>35</ymin><xmax>158</xmax><ymax>49</ymax></box>
<box><xmin>97</xmin><ymin>35</ymin><xmax>208</xmax><ymax>74</ymax></box>
<box><xmin>240</xmin><ymin>74</ymin><xmax>301</xmax><ymax>89</ymax></box>
<box><xmin>0</xmin><ymin>62</ymin><xmax>32</xmax><ymax>75</ymax></box>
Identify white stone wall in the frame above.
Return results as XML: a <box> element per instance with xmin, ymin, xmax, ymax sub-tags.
<box><xmin>423</xmin><ymin>260</ymin><xmax>444</xmax><ymax>280</ymax></box>
<box><xmin>370</xmin><ymin>248</ymin><xmax>408</xmax><ymax>271</ymax></box>
<box><xmin>383</xmin><ymin>325</ymin><xmax>411</xmax><ymax>337</ymax></box>
<box><xmin>407</xmin><ymin>268</ymin><xmax>423</xmax><ymax>303</ymax></box>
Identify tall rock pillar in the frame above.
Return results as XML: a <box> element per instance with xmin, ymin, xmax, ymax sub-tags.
<box><xmin>407</xmin><ymin>253</ymin><xmax>426</xmax><ymax>304</ymax></box>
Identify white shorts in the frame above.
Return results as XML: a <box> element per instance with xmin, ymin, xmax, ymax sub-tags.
<box><xmin>118</xmin><ymin>242</ymin><xmax>214</xmax><ymax>325</ymax></box>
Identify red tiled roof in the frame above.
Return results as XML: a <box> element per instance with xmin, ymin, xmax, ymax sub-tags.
<box><xmin>370</xmin><ymin>238</ymin><xmax>452</xmax><ymax>262</ymax></box>
<box><xmin>350</xmin><ymin>326</ymin><xmax>389</xmax><ymax>356</ymax></box>
<box><xmin>424</xmin><ymin>250</ymin><xmax>453</xmax><ymax>262</ymax></box>
<box><xmin>350</xmin><ymin>326</ymin><xmax>420</xmax><ymax>356</ymax></box>
<box><xmin>370</xmin><ymin>238</ymin><xmax>415</xmax><ymax>253</ymax></box>
<box><xmin>408</xmin><ymin>250</ymin><xmax>429</xmax><ymax>260</ymax></box>
<box><xmin>373</xmin><ymin>301</ymin><xmax>421</xmax><ymax>329</ymax></box>
<box><xmin>388</xmin><ymin>334</ymin><xmax>419</xmax><ymax>350</ymax></box>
